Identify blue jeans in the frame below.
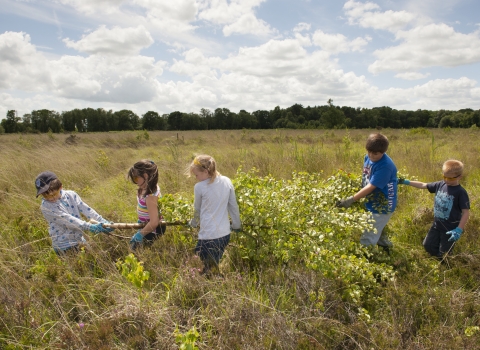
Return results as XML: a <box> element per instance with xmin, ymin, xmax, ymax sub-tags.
<box><xmin>195</xmin><ymin>234</ymin><xmax>230</xmax><ymax>269</ymax></box>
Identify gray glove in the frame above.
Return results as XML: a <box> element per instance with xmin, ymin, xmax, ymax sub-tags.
<box><xmin>336</xmin><ymin>196</ymin><xmax>355</xmax><ymax>208</ymax></box>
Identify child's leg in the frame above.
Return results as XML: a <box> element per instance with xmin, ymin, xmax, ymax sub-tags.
<box><xmin>439</xmin><ymin>231</ymin><xmax>455</xmax><ymax>257</ymax></box>
<box><xmin>360</xmin><ymin>213</ymin><xmax>393</xmax><ymax>246</ymax></box>
<box><xmin>423</xmin><ymin>226</ymin><xmax>442</xmax><ymax>258</ymax></box>
<box><xmin>195</xmin><ymin>234</ymin><xmax>230</xmax><ymax>273</ymax></box>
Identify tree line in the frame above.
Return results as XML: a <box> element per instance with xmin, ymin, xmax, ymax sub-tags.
<box><xmin>1</xmin><ymin>101</ymin><xmax>479</xmax><ymax>134</ymax></box>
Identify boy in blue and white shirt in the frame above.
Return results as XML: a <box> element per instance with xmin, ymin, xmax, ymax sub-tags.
<box><xmin>337</xmin><ymin>133</ymin><xmax>398</xmax><ymax>253</ymax></box>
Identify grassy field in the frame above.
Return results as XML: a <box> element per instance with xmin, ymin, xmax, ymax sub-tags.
<box><xmin>0</xmin><ymin>128</ymin><xmax>479</xmax><ymax>349</ymax></box>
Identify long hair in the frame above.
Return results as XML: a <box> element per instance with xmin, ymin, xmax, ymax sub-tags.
<box><xmin>185</xmin><ymin>154</ymin><xmax>220</xmax><ymax>184</ymax></box>
<box><xmin>127</xmin><ymin>160</ymin><xmax>159</xmax><ymax>196</ymax></box>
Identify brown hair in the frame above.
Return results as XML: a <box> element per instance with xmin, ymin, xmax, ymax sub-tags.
<box><xmin>365</xmin><ymin>133</ymin><xmax>389</xmax><ymax>153</ymax></box>
<box><xmin>186</xmin><ymin>154</ymin><xmax>220</xmax><ymax>184</ymax></box>
<box><xmin>44</xmin><ymin>179</ymin><xmax>62</xmax><ymax>193</ymax></box>
<box><xmin>442</xmin><ymin>159</ymin><xmax>464</xmax><ymax>177</ymax></box>
<box><xmin>127</xmin><ymin>160</ymin><xmax>158</xmax><ymax>196</ymax></box>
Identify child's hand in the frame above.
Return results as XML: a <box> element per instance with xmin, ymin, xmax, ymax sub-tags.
<box><xmin>89</xmin><ymin>223</ymin><xmax>111</xmax><ymax>234</ymax></box>
<box><xmin>336</xmin><ymin>196</ymin><xmax>355</xmax><ymax>208</ymax></box>
<box><xmin>230</xmin><ymin>226</ymin><xmax>242</xmax><ymax>233</ymax></box>
<box><xmin>446</xmin><ymin>227</ymin><xmax>463</xmax><ymax>242</ymax></box>
<box><xmin>130</xmin><ymin>231</ymin><xmax>144</xmax><ymax>250</ymax></box>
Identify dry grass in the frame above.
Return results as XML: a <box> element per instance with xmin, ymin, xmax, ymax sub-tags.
<box><xmin>1</xmin><ymin>128</ymin><xmax>480</xmax><ymax>349</ymax></box>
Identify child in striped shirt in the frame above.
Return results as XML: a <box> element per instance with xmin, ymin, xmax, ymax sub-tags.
<box><xmin>127</xmin><ymin>160</ymin><xmax>165</xmax><ymax>250</ymax></box>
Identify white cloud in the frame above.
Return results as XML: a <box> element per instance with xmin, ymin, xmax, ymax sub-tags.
<box><xmin>395</xmin><ymin>72</ymin><xmax>430</xmax><ymax>80</ymax></box>
<box><xmin>134</xmin><ymin>0</ymin><xmax>198</xmax><ymax>21</ymax></box>
<box><xmin>198</xmin><ymin>0</ymin><xmax>275</xmax><ymax>37</ymax></box>
<box><xmin>369</xmin><ymin>23</ymin><xmax>480</xmax><ymax>73</ymax></box>
<box><xmin>312</xmin><ymin>30</ymin><xmax>370</xmax><ymax>54</ymax></box>
<box><xmin>0</xmin><ymin>32</ymin><xmax>52</xmax><ymax>91</ymax></box>
<box><xmin>343</xmin><ymin>0</ymin><xmax>418</xmax><ymax>32</ymax></box>
<box><xmin>63</xmin><ymin>25</ymin><xmax>154</xmax><ymax>56</ymax></box>
<box><xmin>198</xmin><ymin>0</ymin><xmax>266</xmax><ymax>24</ymax></box>
<box><xmin>57</xmin><ymin>0</ymin><xmax>128</xmax><ymax>15</ymax></box>
<box><xmin>293</xmin><ymin>22</ymin><xmax>311</xmax><ymax>33</ymax></box>
<box><xmin>223</xmin><ymin>13</ymin><xmax>275</xmax><ymax>37</ymax></box>
<box><xmin>0</xmin><ymin>31</ymin><xmax>166</xmax><ymax>104</ymax></box>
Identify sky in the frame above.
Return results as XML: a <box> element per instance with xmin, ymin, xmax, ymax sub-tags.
<box><xmin>1</xmin><ymin>0</ymin><xmax>480</xmax><ymax>120</ymax></box>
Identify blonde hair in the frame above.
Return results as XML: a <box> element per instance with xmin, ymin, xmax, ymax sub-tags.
<box><xmin>186</xmin><ymin>154</ymin><xmax>220</xmax><ymax>183</ymax></box>
<box><xmin>442</xmin><ymin>159</ymin><xmax>464</xmax><ymax>176</ymax></box>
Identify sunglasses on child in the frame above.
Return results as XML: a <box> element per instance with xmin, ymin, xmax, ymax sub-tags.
<box><xmin>42</xmin><ymin>189</ymin><xmax>60</xmax><ymax>199</ymax></box>
<box><xmin>443</xmin><ymin>174</ymin><xmax>461</xmax><ymax>181</ymax></box>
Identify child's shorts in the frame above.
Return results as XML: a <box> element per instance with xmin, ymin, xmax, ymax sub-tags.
<box><xmin>195</xmin><ymin>234</ymin><xmax>231</xmax><ymax>266</ymax></box>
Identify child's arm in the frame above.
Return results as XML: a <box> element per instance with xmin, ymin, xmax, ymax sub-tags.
<box><xmin>446</xmin><ymin>209</ymin><xmax>469</xmax><ymax>242</ymax></box>
<box><xmin>458</xmin><ymin>208</ymin><xmax>469</xmax><ymax>230</ymax></box>
<box><xmin>228</xmin><ymin>187</ymin><xmax>241</xmax><ymax>230</ymax></box>
<box><xmin>352</xmin><ymin>183</ymin><xmax>376</xmax><ymax>201</ymax></box>
<box><xmin>336</xmin><ymin>183</ymin><xmax>376</xmax><ymax>208</ymax></box>
<box><xmin>404</xmin><ymin>180</ymin><xmax>428</xmax><ymax>189</ymax></box>
<box><xmin>142</xmin><ymin>195</ymin><xmax>159</xmax><ymax>234</ymax></box>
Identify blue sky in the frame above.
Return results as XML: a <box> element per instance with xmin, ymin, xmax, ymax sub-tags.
<box><xmin>1</xmin><ymin>0</ymin><xmax>480</xmax><ymax>120</ymax></box>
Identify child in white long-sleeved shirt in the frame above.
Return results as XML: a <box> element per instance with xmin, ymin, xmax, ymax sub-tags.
<box><xmin>35</xmin><ymin>171</ymin><xmax>112</xmax><ymax>255</ymax></box>
<box><xmin>186</xmin><ymin>155</ymin><xmax>241</xmax><ymax>275</ymax></box>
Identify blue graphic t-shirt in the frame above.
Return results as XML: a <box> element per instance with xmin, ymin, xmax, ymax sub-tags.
<box><xmin>362</xmin><ymin>153</ymin><xmax>398</xmax><ymax>214</ymax></box>
<box><xmin>427</xmin><ymin>181</ymin><xmax>470</xmax><ymax>231</ymax></box>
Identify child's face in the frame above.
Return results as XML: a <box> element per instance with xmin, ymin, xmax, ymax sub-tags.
<box><xmin>367</xmin><ymin>151</ymin><xmax>384</xmax><ymax>162</ymax></box>
<box><xmin>443</xmin><ymin>172</ymin><xmax>461</xmax><ymax>186</ymax></box>
<box><xmin>42</xmin><ymin>187</ymin><xmax>62</xmax><ymax>202</ymax></box>
<box><xmin>192</xmin><ymin>167</ymin><xmax>210</xmax><ymax>182</ymax></box>
<box><xmin>133</xmin><ymin>173</ymin><xmax>148</xmax><ymax>189</ymax></box>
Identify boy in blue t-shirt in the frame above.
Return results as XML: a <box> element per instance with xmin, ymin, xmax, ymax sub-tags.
<box><xmin>399</xmin><ymin>159</ymin><xmax>470</xmax><ymax>259</ymax></box>
<box><xmin>336</xmin><ymin>133</ymin><xmax>398</xmax><ymax>253</ymax></box>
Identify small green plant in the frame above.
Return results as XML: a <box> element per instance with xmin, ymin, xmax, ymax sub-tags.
<box><xmin>95</xmin><ymin>150</ymin><xmax>110</xmax><ymax>168</ymax></box>
<box><xmin>465</xmin><ymin>326</ymin><xmax>480</xmax><ymax>337</ymax></box>
<box><xmin>116</xmin><ymin>253</ymin><xmax>150</xmax><ymax>289</ymax></box>
<box><xmin>175</xmin><ymin>326</ymin><xmax>200</xmax><ymax>350</ymax></box>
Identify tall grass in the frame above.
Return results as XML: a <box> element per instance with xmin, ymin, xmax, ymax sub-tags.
<box><xmin>1</xmin><ymin>128</ymin><xmax>479</xmax><ymax>349</ymax></box>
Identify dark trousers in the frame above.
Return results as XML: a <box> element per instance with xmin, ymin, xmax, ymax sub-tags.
<box><xmin>144</xmin><ymin>223</ymin><xmax>167</xmax><ymax>245</ymax></box>
<box><xmin>195</xmin><ymin>234</ymin><xmax>230</xmax><ymax>270</ymax></box>
<box><xmin>423</xmin><ymin>226</ymin><xmax>455</xmax><ymax>259</ymax></box>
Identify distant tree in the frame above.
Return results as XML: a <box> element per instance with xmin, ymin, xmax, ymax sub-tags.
<box><xmin>31</xmin><ymin>109</ymin><xmax>61</xmax><ymax>133</ymax></box>
<box><xmin>321</xmin><ymin>102</ymin><xmax>346</xmax><ymax>129</ymax></box>
<box><xmin>2</xmin><ymin>110</ymin><xmax>21</xmax><ymax>133</ymax></box>
<box><xmin>168</xmin><ymin>111</ymin><xmax>183</xmax><ymax>130</ymax></box>
<box><xmin>238</xmin><ymin>110</ymin><xmax>258</xmax><ymax>129</ymax></box>
<box><xmin>253</xmin><ymin>110</ymin><xmax>271</xmax><ymax>129</ymax></box>
<box><xmin>113</xmin><ymin>110</ymin><xmax>139</xmax><ymax>130</ymax></box>
<box><xmin>142</xmin><ymin>111</ymin><xmax>163</xmax><ymax>130</ymax></box>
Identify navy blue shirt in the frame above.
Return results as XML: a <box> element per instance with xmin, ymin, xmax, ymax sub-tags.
<box><xmin>362</xmin><ymin>153</ymin><xmax>398</xmax><ymax>214</ymax></box>
<box><xmin>427</xmin><ymin>181</ymin><xmax>470</xmax><ymax>231</ymax></box>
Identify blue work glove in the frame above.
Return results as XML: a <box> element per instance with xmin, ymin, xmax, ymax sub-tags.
<box><xmin>99</xmin><ymin>219</ymin><xmax>114</xmax><ymax>233</ymax></box>
<box><xmin>398</xmin><ymin>178</ymin><xmax>410</xmax><ymax>185</ymax></box>
<box><xmin>230</xmin><ymin>226</ymin><xmax>242</xmax><ymax>233</ymax></box>
<box><xmin>89</xmin><ymin>223</ymin><xmax>111</xmax><ymax>234</ymax></box>
<box><xmin>446</xmin><ymin>227</ymin><xmax>463</xmax><ymax>242</ymax></box>
<box><xmin>336</xmin><ymin>196</ymin><xmax>355</xmax><ymax>208</ymax></box>
<box><xmin>130</xmin><ymin>231</ymin><xmax>144</xmax><ymax>250</ymax></box>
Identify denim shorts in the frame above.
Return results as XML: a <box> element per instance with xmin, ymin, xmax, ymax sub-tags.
<box><xmin>195</xmin><ymin>234</ymin><xmax>231</xmax><ymax>266</ymax></box>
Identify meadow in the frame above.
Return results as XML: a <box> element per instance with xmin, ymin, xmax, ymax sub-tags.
<box><xmin>0</xmin><ymin>128</ymin><xmax>479</xmax><ymax>349</ymax></box>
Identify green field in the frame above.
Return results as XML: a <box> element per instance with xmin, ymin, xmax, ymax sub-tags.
<box><xmin>1</xmin><ymin>128</ymin><xmax>479</xmax><ymax>349</ymax></box>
